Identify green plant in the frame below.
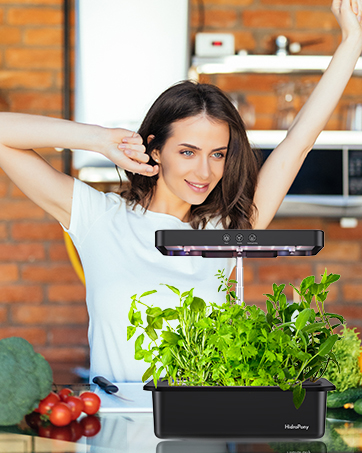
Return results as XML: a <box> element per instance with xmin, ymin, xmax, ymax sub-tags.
<box><xmin>323</xmin><ymin>325</ymin><xmax>362</xmax><ymax>392</ymax></box>
<box><xmin>128</xmin><ymin>269</ymin><xmax>344</xmax><ymax>409</ymax></box>
<box><xmin>0</xmin><ymin>337</ymin><xmax>53</xmax><ymax>426</ymax></box>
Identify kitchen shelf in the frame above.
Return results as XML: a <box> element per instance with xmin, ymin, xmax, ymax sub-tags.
<box><xmin>190</xmin><ymin>54</ymin><xmax>362</xmax><ymax>76</ymax></box>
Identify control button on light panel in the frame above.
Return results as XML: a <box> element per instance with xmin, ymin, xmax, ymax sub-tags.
<box><xmin>222</xmin><ymin>233</ymin><xmax>231</xmax><ymax>242</ymax></box>
<box><xmin>248</xmin><ymin>233</ymin><xmax>257</xmax><ymax>242</ymax></box>
<box><xmin>235</xmin><ymin>234</ymin><xmax>244</xmax><ymax>242</ymax></box>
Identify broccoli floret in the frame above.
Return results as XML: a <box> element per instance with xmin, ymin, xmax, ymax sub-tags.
<box><xmin>0</xmin><ymin>337</ymin><xmax>52</xmax><ymax>426</ymax></box>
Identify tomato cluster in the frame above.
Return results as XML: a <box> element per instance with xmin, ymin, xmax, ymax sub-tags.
<box><xmin>25</xmin><ymin>389</ymin><xmax>101</xmax><ymax>441</ymax></box>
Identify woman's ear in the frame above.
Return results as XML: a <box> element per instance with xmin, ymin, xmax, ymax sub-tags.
<box><xmin>147</xmin><ymin>134</ymin><xmax>155</xmax><ymax>144</ymax></box>
<box><xmin>151</xmin><ymin>149</ymin><xmax>160</xmax><ymax>163</ymax></box>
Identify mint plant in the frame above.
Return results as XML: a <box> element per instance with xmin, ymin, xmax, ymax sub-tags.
<box><xmin>127</xmin><ymin>269</ymin><xmax>344</xmax><ymax>409</ymax></box>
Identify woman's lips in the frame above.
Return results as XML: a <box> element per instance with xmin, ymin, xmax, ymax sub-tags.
<box><xmin>185</xmin><ymin>180</ymin><xmax>210</xmax><ymax>193</ymax></box>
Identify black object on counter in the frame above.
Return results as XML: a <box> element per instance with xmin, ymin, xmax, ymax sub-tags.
<box><xmin>144</xmin><ymin>378</ymin><xmax>335</xmax><ymax>439</ymax></box>
<box><xmin>93</xmin><ymin>376</ymin><xmax>118</xmax><ymax>394</ymax></box>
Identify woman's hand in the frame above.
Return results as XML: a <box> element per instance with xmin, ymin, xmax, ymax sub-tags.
<box><xmin>100</xmin><ymin>127</ymin><xmax>159</xmax><ymax>177</ymax></box>
<box><xmin>332</xmin><ymin>0</ymin><xmax>362</xmax><ymax>39</ymax></box>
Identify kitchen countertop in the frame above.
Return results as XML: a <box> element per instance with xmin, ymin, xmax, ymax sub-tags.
<box><xmin>1</xmin><ymin>384</ymin><xmax>362</xmax><ymax>453</ymax></box>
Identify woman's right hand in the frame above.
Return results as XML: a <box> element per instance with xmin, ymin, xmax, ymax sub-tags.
<box><xmin>100</xmin><ymin>127</ymin><xmax>159</xmax><ymax>177</ymax></box>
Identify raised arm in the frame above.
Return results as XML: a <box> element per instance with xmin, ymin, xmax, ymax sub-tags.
<box><xmin>0</xmin><ymin>114</ymin><xmax>157</xmax><ymax>229</ymax></box>
<box><xmin>252</xmin><ymin>0</ymin><xmax>362</xmax><ymax>229</ymax></box>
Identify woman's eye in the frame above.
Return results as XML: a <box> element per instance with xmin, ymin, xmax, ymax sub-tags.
<box><xmin>213</xmin><ymin>152</ymin><xmax>225</xmax><ymax>159</ymax></box>
<box><xmin>181</xmin><ymin>150</ymin><xmax>194</xmax><ymax>157</ymax></box>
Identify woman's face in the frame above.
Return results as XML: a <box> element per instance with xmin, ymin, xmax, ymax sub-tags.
<box><xmin>152</xmin><ymin>115</ymin><xmax>230</xmax><ymax>212</ymax></box>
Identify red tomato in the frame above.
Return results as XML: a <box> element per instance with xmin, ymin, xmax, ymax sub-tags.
<box><xmin>79</xmin><ymin>392</ymin><xmax>101</xmax><ymax>415</ymax></box>
<box><xmin>66</xmin><ymin>396</ymin><xmax>84</xmax><ymax>421</ymax></box>
<box><xmin>59</xmin><ymin>388</ymin><xmax>73</xmax><ymax>402</ymax></box>
<box><xmin>70</xmin><ymin>420</ymin><xmax>84</xmax><ymax>442</ymax></box>
<box><xmin>50</xmin><ymin>425</ymin><xmax>72</xmax><ymax>442</ymax></box>
<box><xmin>38</xmin><ymin>424</ymin><xmax>54</xmax><ymax>438</ymax></box>
<box><xmin>38</xmin><ymin>392</ymin><xmax>61</xmax><ymax>415</ymax></box>
<box><xmin>80</xmin><ymin>415</ymin><xmax>101</xmax><ymax>437</ymax></box>
<box><xmin>49</xmin><ymin>402</ymin><xmax>72</xmax><ymax>427</ymax></box>
<box><xmin>25</xmin><ymin>412</ymin><xmax>43</xmax><ymax>431</ymax></box>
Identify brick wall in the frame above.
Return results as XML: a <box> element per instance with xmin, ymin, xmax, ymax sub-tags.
<box><xmin>0</xmin><ymin>0</ymin><xmax>361</xmax><ymax>383</ymax></box>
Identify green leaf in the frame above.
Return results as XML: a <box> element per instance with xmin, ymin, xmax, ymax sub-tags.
<box><xmin>145</xmin><ymin>325</ymin><xmax>158</xmax><ymax>341</ymax></box>
<box><xmin>140</xmin><ymin>289</ymin><xmax>157</xmax><ymax>298</ymax></box>
<box><xmin>127</xmin><ymin>326</ymin><xmax>137</xmax><ymax>341</ymax></box>
<box><xmin>142</xmin><ymin>365</ymin><xmax>155</xmax><ymax>382</ymax></box>
<box><xmin>161</xmin><ymin>348</ymin><xmax>173</xmax><ymax>366</ymax></box>
<box><xmin>161</xmin><ymin>284</ymin><xmax>180</xmax><ymax>296</ymax></box>
<box><xmin>293</xmin><ymin>384</ymin><xmax>306</xmax><ymax>410</ymax></box>
<box><xmin>295</xmin><ymin>308</ymin><xmax>312</xmax><ymax>331</ymax></box>
<box><xmin>135</xmin><ymin>333</ymin><xmax>144</xmax><ymax>352</ymax></box>
<box><xmin>162</xmin><ymin>308</ymin><xmax>178</xmax><ymax>320</ymax></box>
<box><xmin>302</xmin><ymin>322</ymin><xmax>326</xmax><ymax>334</ymax></box>
<box><xmin>161</xmin><ymin>331</ymin><xmax>180</xmax><ymax>345</ymax></box>
<box><xmin>190</xmin><ymin>297</ymin><xmax>206</xmax><ymax>313</ymax></box>
<box><xmin>317</xmin><ymin>334</ymin><xmax>339</xmax><ymax>356</ymax></box>
<box><xmin>300</xmin><ymin>276</ymin><xmax>315</xmax><ymax>294</ymax></box>
<box><xmin>135</xmin><ymin>350</ymin><xmax>145</xmax><ymax>360</ymax></box>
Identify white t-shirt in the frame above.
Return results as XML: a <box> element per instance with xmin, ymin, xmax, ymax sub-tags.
<box><xmin>63</xmin><ymin>178</ymin><xmax>235</xmax><ymax>383</ymax></box>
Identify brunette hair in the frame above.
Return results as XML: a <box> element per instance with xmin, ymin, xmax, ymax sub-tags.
<box><xmin>120</xmin><ymin>80</ymin><xmax>262</xmax><ymax>229</ymax></box>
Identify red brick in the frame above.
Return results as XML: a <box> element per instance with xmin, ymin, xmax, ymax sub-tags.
<box><xmin>343</xmin><ymin>284</ymin><xmax>362</xmax><ymax>302</ymax></box>
<box><xmin>247</xmin><ymin>94</ymin><xmax>277</xmax><ymax>115</ymax></box>
<box><xmin>269</xmin><ymin>217</ymin><xmax>324</xmax><ymax>229</ymax></box>
<box><xmin>50</xmin><ymin>326</ymin><xmax>88</xmax><ymax>345</ymax></box>
<box><xmin>8</xmin><ymin>92</ymin><xmax>62</xmax><ymax>113</ymax></box>
<box><xmin>11</xmin><ymin>305</ymin><xmax>88</xmax><ymax>324</ymax></box>
<box><xmin>37</xmin><ymin>346</ymin><xmax>88</xmax><ymax>363</ymax></box>
<box><xmin>0</xmin><ymin>327</ymin><xmax>46</xmax><ymax>345</ymax></box>
<box><xmin>0</xmin><ymin>200</ymin><xmax>45</xmax><ymax>220</ymax></box>
<box><xmin>49</xmin><ymin>243</ymin><xmax>70</xmax><ymax>261</ymax></box>
<box><xmin>48</xmin><ymin>284</ymin><xmax>85</xmax><ymax>303</ymax></box>
<box><xmin>12</xmin><ymin>221</ymin><xmax>63</xmax><ymax>240</ymax></box>
<box><xmin>0</xmin><ymin>223</ymin><xmax>7</xmax><ymax>240</ymax></box>
<box><xmin>0</xmin><ymin>0</ymin><xmax>60</xmax><ymax>3</ymax></box>
<box><xmin>326</xmin><ymin>221</ymin><xmax>362</xmax><ymax>240</ymax></box>
<box><xmin>24</xmin><ymin>27</ymin><xmax>62</xmax><ymax>46</ymax></box>
<box><xmin>22</xmin><ymin>264</ymin><xmax>79</xmax><ymax>283</ymax></box>
<box><xmin>253</xmin><ymin>116</ymin><xmax>273</xmax><ymax>130</ymax></box>
<box><xmin>0</xmin><ymin>8</ymin><xmax>3</xmax><ymax>24</ymax></box>
<box><xmin>7</xmin><ymin>8</ymin><xmax>62</xmax><ymax>26</ymax></box>
<box><xmin>0</xmin><ymin>243</ymin><xmax>45</xmax><ymax>261</ymax></box>
<box><xmin>0</xmin><ymin>180</ymin><xmax>7</xmax><ymax>197</ymax></box>
<box><xmin>6</xmin><ymin>48</ymin><xmax>61</xmax><ymax>69</ymax></box>
<box><xmin>244</xmin><ymin>283</ymin><xmax>293</xmax><ymax>303</ymax></box>
<box><xmin>262</xmin><ymin>0</ymin><xmax>331</xmax><ymax>4</ymax></box>
<box><xmin>192</xmin><ymin>0</ymin><xmax>252</xmax><ymax>4</ymax></box>
<box><xmin>319</xmin><ymin>241</ymin><xmax>360</xmax><ymax>261</ymax></box>
<box><xmin>316</xmin><ymin>263</ymin><xmax>362</xmax><ymax>280</ymax></box>
<box><xmin>229</xmin><ymin>265</ymin><xmax>253</xmax><ymax>284</ymax></box>
<box><xmin>243</xmin><ymin>11</ymin><xmax>292</xmax><ymax>28</ymax></box>
<box><xmin>193</xmin><ymin>9</ymin><xmax>237</xmax><ymax>28</ymax></box>
<box><xmin>258</xmin><ymin>263</ymin><xmax>313</xmax><ymax>284</ymax></box>
<box><xmin>0</xmin><ymin>307</ymin><xmax>7</xmax><ymax>323</ymax></box>
<box><xmin>10</xmin><ymin>184</ymin><xmax>27</xmax><ymax>198</ymax></box>
<box><xmin>0</xmin><ymin>70</ymin><xmax>53</xmax><ymax>89</ymax></box>
<box><xmin>0</xmin><ymin>264</ymin><xmax>18</xmax><ymax>282</ymax></box>
<box><xmin>327</xmin><ymin>304</ymin><xmax>362</xmax><ymax>320</ymax></box>
<box><xmin>0</xmin><ymin>26</ymin><xmax>21</xmax><ymax>45</ymax></box>
<box><xmin>296</xmin><ymin>11</ymin><xmax>339</xmax><ymax>30</ymax></box>
<box><xmin>0</xmin><ymin>284</ymin><xmax>43</xmax><ymax>303</ymax></box>
<box><xmin>216</xmin><ymin>73</ymin><xmax>290</xmax><ymax>93</ymax></box>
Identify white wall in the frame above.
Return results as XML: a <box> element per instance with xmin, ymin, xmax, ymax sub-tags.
<box><xmin>74</xmin><ymin>0</ymin><xmax>190</xmax><ymax>172</ymax></box>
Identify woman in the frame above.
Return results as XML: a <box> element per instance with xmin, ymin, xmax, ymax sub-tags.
<box><xmin>0</xmin><ymin>0</ymin><xmax>361</xmax><ymax>383</ymax></box>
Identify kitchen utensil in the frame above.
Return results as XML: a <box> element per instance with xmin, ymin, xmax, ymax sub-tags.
<box><xmin>93</xmin><ymin>376</ymin><xmax>134</xmax><ymax>401</ymax></box>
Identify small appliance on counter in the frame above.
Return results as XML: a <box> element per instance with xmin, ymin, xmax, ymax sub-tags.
<box><xmin>144</xmin><ymin>229</ymin><xmax>335</xmax><ymax>439</ymax></box>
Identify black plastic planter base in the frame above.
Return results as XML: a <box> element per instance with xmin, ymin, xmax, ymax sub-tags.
<box><xmin>144</xmin><ymin>378</ymin><xmax>335</xmax><ymax>439</ymax></box>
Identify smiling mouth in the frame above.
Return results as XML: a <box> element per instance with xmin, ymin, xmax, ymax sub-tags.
<box><xmin>185</xmin><ymin>180</ymin><xmax>210</xmax><ymax>192</ymax></box>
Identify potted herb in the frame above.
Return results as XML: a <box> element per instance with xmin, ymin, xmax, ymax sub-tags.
<box><xmin>128</xmin><ymin>269</ymin><xmax>343</xmax><ymax>438</ymax></box>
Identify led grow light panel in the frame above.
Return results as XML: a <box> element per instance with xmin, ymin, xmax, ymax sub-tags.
<box><xmin>155</xmin><ymin>229</ymin><xmax>323</xmax><ymax>258</ymax></box>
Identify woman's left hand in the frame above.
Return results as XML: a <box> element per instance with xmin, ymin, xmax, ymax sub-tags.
<box><xmin>332</xmin><ymin>0</ymin><xmax>362</xmax><ymax>40</ymax></box>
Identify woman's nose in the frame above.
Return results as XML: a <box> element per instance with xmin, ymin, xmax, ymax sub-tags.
<box><xmin>195</xmin><ymin>158</ymin><xmax>211</xmax><ymax>180</ymax></box>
